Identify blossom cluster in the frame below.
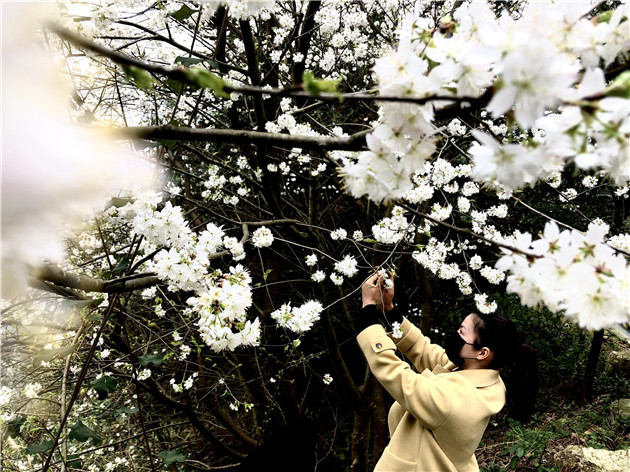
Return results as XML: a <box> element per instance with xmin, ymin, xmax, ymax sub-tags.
<box><xmin>187</xmin><ymin>265</ymin><xmax>260</xmax><ymax>351</ymax></box>
<box><xmin>251</xmin><ymin>226</ymin><xmax>274</xmax><ymax>248</ymax></box>
<box><xmin>270</xmin><ymin>300</ymin><xmax>323</xmax><ymax>333</ymax></box>
<box><xmin>497</xmin><ymin>221</ymin><xmax>630</xmax><ymax>330</ymax></box>
<box><xmin>341</xmin><ymin>0</ymin><xmax>630</xmax><ymax>200</ymax></box>
<box><xmin>111</xmin><ymin>192</ymin><xmax>261</xmax><ymax>351</ymax></box>
<box><xmin>198</xmin><ymin>0</ymin><xmax>276</xmax><ymax>20</ymax></box>
<box><xmin>334</xmin><ymin>255</ymin><xmax>359</xmax><ymax>278</ymax></box>
<box><xmin>372</xmin><ymin>206</ymin><xmax>413</xmax><ymax>245</ymax></box>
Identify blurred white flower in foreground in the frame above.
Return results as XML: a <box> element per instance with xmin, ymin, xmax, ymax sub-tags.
<box><xmin>1</xmin><ymin>4</ymin><xmax>154</xmax><ymax>297</ymax></box>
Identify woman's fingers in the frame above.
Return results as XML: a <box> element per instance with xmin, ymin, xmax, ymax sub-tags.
<box><xmin>362</xmin><ymin>273</ymin><xmax>379</xmax><ymax>287</ymax></box>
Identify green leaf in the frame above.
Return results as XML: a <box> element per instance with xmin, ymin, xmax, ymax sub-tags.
<box><xmin>166</xmin><ymin>78</ymin><xmax>186</xmax><ymax>94</ymax></box>
<box><xmin>91</xmin><ymin>375</ymin><xmax>118</xmax><ymax>400</ymax></box>
<box><xmin>138</xmin><ymin>354</ymin><xmax>164</xmax><ymax>366</ymax></box>
<box><xmin>302</xmin><ymin>70</ymin><xmax>341</xmax><ymax>98</ymax></box>
<box><xmin>112</xmin><ymin>256</ymin><xmax>130</xmax><ymax>275</ymax></box>
<box><xmin>86</xmin><ymin>312</ymin><xmax>102</xmax><ymax>322</ymax></box>
<box><xmin>123</xmin><ymin>65</ymin><xmax>154</xmax><ymax>89</ymax></box>
<box><xmin>182</xmin><ymin>57</ymin><xmax>218</xmax><ymax>70</ymax></box>
<box><xmin>25</xmin><ymin>440</ymin><xmax>53</xmax><ymax>454</ymax></box>
<box><xmin>509</xmin><ymin>455</ymin><xmax>519</xmax><ymax>470</ymax></box>
<box><xmin>175</xmin><ymin>55</ymin><xmax>203</xmax><ymax>66</ymax></box>
<box><xmin>105</xmin><ymin>197</ymin><xmax>133</xmax><ymax>210</ymax></box>
<box><xmin>605</xmin><ymin>70</ymin><xmax>630</xmax><ymax>99</ymax></box>
<box><xmin>158</xmin><ymin>449</ymin><xmax>186</xmax><ymax>465</ymax></box>
<box><xmin>595</xmin><ymin>10</ymin><xmax>614</xmax><ymax>23</ymax></box>
<box><xmin>66</xmin><ymin>454</ymin><xmax>83</xmax><ymax>469</ymax></box>
<box><xmin>7</xmin><ymin>416</ymin><xmax>26</xmax><ymax>438</ymax></box>
<box><xmin>169</xmin><ymin>4</ymin><xmax>197</xmax><ymax>21</ymax></box>
<box><xmin>68</xmin><ymin>421</ymin><xmax>102</xmax><ymax>445</ymax></box>
<box><xmin>61</xmin><ymin>299</ymin><xmax>97</xmax><ymax>310</ymax></box>
<box><xmin>34</xmin><ymin>345</ymin><xmax>76</xmax><ymax>365</ymax></box>
<box><xmin>184</xmin><ymin>68</ymin><xmax>230</xmax><ymax>98</ymax></box>
<box><xmin>115</xmin><ymin>406</ymin><xmax>139</xmax><ymax>416</ymax></box>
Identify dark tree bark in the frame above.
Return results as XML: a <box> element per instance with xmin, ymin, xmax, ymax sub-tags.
<box><xmin>580</xmin><ymin>329</ymin><xmax>604</xmax><ymax>405</ymax></box>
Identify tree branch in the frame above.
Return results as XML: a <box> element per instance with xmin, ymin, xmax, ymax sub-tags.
<box><xmin>118</xmin><ymin>125</ymin><xmax>370</xmax><ymax>150</ymax></box>
<box><xmin>400</xmin><ymin>203</ymin><xmax>541</xmax><ymax>258</ymax></box>
<box><xmin>31</xmin><ymin>226</ymin><xmax>251</xmax><ymax>295</ymax></box>
<box><xmin>31</xmin><ymin>264</ymin><xmax>160</xmax><ymax>294</ymax></box>
<box><xmin>48</xmin><ymin>23</ymin><xmax>487</xmax><ymax>108</ymax></box>
<box><xmin>292</xmin><ymin>0</ymin><xmax>321</xmax><ymax>85</ymax></box>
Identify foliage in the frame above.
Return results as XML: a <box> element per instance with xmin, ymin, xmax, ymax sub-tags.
<box><xmin>503</xmin><ymin>420</ymin><xmax>562</xmax><ymax>470</ymax></box>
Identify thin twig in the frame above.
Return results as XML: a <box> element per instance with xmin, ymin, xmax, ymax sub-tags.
<box><xmin>41</xmin><ymin>294</ymin><xmax>122</xmax><ymax>472</ymax></box>
<box><xmin>399</xmin><ymin>203</ymin><xmax>540</xmax><ymax>258</ymax></box>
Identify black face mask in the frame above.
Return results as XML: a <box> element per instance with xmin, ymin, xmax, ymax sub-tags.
<box><xmin>444</xmin><ymin>332</ymin><xmax>479</xmax><ymax>367</ymax></box>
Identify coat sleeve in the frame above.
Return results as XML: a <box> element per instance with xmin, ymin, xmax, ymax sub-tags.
<box><xmin>394</xmin><ymin>318</ymin><xmax>454</xmax><ymax>372</ymax></box>
<box><xmin>357</xmin><ymin>324</ymin><xmax>453</xmax><ymax>431</ymax></box>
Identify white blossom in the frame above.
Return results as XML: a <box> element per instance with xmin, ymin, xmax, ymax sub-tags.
<box><xmin>497</xmin><ymin>221</ymin><xmax>630</xmax><ymax>330</ymax></box>
<box><xmin>582</xmin><ymin>176</ymin><xmax>598</xmax><ymax>188</ymax></box>
<box><xmin>457</xmin><ymin>197</ymin><xmax>471</xmax><ymax>213</ymax></box>
<box><xmin>480</xmin><ymin>266</ymin><xmax>506</xmax><ymax>285</ymax></box>
<box><xmin>474</xmin><ymin>294</ymin><xmax>497</xmax><ymax>314</ymax></box>
<box><xmin>251</xmin><ymin>226</ymin><xmax>274</xmax><ymax>248</ymax></box>
<box><xmin>330</xmin><ymin>228</ymin><xmax>348</xmax><ymax>240</ymax></box>
<box><xmin>0</xmin><ymin>386</ymin><xmax>12</xmax><ymax>405</ymax></box>
<box><xmin>391</xmin><ymin>321</ymin><xmax>403</xmax><ymax>339</ymax></box>
<box><xmin>469</xmin><ymin>255</ymin><xmax>483</xmax><ymax>270</ymax></box>
<box><xmin>138</xmin><ymin>369</ymin><xmax>151</xmax><ymax>381</ymax></box>
<box><xmin>23</xmin><ymin>383</ymin><xmax>41</xmax><ymax>399</ymax></box>
<box><xmin>334</xmin><ymin>255</ymin><xmax>358</xmax><ymax>277</ymax></box>
<box><xmin>330</xmin><ymin>273</ymin><xmax>344</xmax><ymax>286</ymax></box>
<box><xmin>271</xmin><ymin>300</ymin><xmax>323</xmax><ymax>333</ymax></box>
<box><xmin>305</xmin><ymin>254</ymin><xmax>318</xmax><ymax>266</ymax></box>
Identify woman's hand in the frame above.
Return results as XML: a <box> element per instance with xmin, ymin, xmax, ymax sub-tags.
<box><xmin>361</xmin><ymin>272</ymin><xmax>394</xmax><ymax>311</ymax></box>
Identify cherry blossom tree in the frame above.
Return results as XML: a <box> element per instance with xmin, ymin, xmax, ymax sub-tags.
<box><xmin>1</xmin><ymin>1</ymin><xmax>629</xmax><ymax>471</ymax></box>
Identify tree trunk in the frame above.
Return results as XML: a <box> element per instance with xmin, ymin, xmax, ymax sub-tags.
<box><xmin>580</xmin><ymin>329</ymin><xmax>604</xmax><ymax>405</ymax></box>
<box><xmin>416</xmin><ymin>264</ymin><xmax>434</xmax><ymax>334</ymax></box>
<box><xmin>371</xmin><ymin>381</ymin><xmax>389</xmax><ymax>466</ymax></box>
<box><xmin>350</xmin><ymin>368</ymin><xmax>378</xmax><ymax>472</ymax></box>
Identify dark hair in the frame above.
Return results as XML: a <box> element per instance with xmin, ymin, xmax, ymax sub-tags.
<box><xmin>472</xmin><ymin>313</ymin><xmax>539</xmax><ymax>423</ymax></box>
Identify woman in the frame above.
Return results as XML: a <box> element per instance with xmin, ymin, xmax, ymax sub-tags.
<box><xmin>356</xmin><ymin>273</ymin><xmax>537</xmax><ymax>471</ymax></box>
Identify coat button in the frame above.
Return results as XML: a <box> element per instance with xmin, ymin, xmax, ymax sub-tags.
<box><xmin>375</xmin><ymin>343</ymin><xmax>382</xmax><ymax>349</ymax></box>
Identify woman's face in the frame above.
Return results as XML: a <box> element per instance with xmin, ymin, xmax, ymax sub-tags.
<box><xmin>457</xmin><ymin>313</ymin><xmax>480</xmax><ymax>359</ymax></box>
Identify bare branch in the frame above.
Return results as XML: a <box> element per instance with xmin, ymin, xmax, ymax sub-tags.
<box><xmin>118</xmin><ymin>125</ymin><xmax>370</xmax><ymax>150</ymax></box>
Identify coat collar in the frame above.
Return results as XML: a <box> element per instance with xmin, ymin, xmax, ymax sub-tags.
<box><xmin>432</xmin><ymin>364</ymin><xmax>501</xmax><ymax>388</ymax></box>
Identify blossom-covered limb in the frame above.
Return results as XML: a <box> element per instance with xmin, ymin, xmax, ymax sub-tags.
<box><xmin>400</xmin><ymin>203</ymin><xmax>540</xmax><ymax>258</ymax></box>
<box><xmin>31</xmin><ymin>263</ymin><xmax>160</xmax><ymax>293</ymax></box>
<box><xmin>52</xmin><ymin>23</ymin><xmax>492</xmax><ymax>107</ymax></box>
<box><xmin>513</xmin><ymin>197</ymin><xmax>630</xmax><ymax>258</ymax></box>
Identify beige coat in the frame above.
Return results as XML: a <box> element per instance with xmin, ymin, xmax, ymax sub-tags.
<box><xmin>357</xmin><ymin>318</ymin><xmax>506</xmax><ymax>472</ymax></box>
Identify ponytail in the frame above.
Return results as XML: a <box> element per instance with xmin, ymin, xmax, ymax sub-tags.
<box><xmin>473</xmin><ymin>314</ymin><xmax>539</xmax><ymax>423</ymax></box>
